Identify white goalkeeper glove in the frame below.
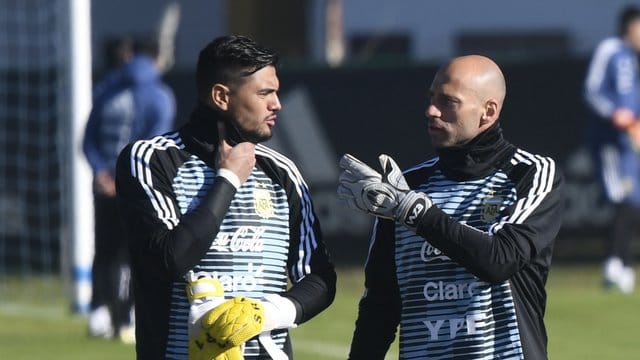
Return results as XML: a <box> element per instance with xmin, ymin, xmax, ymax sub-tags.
<box><xmin>337</xmin><ymin>153</ymin><xmax>432</xmax><ymax>230</ymax></box>
<box><xmin>186</xmin><ymin>271</ymin><xmax>257</xmax><ymax>360</ymax></box>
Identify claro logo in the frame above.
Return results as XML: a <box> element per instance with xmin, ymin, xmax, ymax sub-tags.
<box><xmin>420</xmin><ymin>241</ymin><xmax>450</xmax><ymax>263</ymax></box>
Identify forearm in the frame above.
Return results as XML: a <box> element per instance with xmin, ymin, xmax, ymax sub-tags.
<box><xmin>282</xmin><ymin>270</ymin><xmax>336</xmax><ymax>324</ymax></box>
<box><xmin>416</xmin><ymin>206</ymin><xmax>521</xmax><ymax>283</ymax></box>
<box><xmin>169</xmin><ymin>176</ymin><xmax>237</xmax><ymax>276</ymax></box>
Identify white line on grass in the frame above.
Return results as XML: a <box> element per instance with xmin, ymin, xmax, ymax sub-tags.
<box><xmin>0</xmin><ymin>302</ymin><xmax>68</xmax><ymax>320</ymax></box>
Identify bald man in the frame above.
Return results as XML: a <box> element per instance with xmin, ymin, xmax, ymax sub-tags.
<box><xmin>338</xmin><ymin>55</ymin><xmax>564</xmax><ymax>359</ymax></box>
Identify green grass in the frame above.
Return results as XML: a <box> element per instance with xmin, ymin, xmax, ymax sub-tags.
<box><xmin>0</xmin><ymin>265</ymin><xmax>638</xmax><ymax>359</ymax></box>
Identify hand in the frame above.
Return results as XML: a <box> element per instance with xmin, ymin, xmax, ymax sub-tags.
<box><xmin>197</xmin><ymin>297</ymin><xmax>264</xmax><ymax>349</ymax></box>
<box><xmin>628</xmin><ymin>121</ymin><xmax>640</xmax><ymax>152</ymax></box>
<box><xmin>186</xmin><ymin>272</ymin><xmax>244</xmax><ymax>360</ymax></box>
<box><xmin>337</xmin><ymin>153</ymin><xmax>432</xmax><ymax>229</ymax></box>
<box><xmin>217</xmin><ymin>124</ymin><xmax>256</xmax><ymax>184</ymax></box>
<box><xmin>94</xmin><ymin>170</ymin><xmax>116</xmax><ymax>197</ymax></box>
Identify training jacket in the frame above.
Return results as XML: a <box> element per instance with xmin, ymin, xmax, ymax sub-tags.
<box><xmin>84</xmin><ymin>54</ymin><xmax>175</xmax><ymax>176</ymax></box>
<box><xmin>349</xmin><ymin>123</ymin><xmax>564</xmax><ymax>360</ymax></box>
<box><xmin>116</xmin><ymin>104</ymin><xmax>336</xmax><ymax>359</ymax></box>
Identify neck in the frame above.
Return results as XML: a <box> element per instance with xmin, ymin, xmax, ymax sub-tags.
<box><xmin>188</xmin><ymin>102</ymin><xmax>223</xmax><ymax>145</ymax></box>
<box><xmin>435</xmin><ymin>122</ymin><xmax>514</xmax><ymax>180</ymax></box>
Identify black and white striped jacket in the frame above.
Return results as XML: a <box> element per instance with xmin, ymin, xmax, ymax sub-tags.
<box><xmin>349</xmin><ymin>124</ymin><xmax>564</xmax><ymax>360</ymax></box>
<box><xmin>116</xmin><ymin>106</ymin><xmax>336</xmax><ymax>360</ymax></box>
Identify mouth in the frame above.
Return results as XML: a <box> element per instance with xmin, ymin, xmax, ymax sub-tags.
<box><xmin>265</xmin><ymin>114</ymin><xmax>277</xmax><ymax>127</ymax></box>
<box><xmin>427</xmin><ymin>122</ymin><xmax>444</xmax><ymax>133</ymax></box>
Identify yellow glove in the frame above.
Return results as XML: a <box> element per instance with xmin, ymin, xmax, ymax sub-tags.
<box><xmin>186</xmin><ymin>272</ymin><xmax>246</xmax><ymax>360</ymax></box>
<box><xmin>189</xmin><ymin>329</ymin><xmax>244</xmax><ymax>360</ymax></box>
<box><xmin>203</xmin><ymin>297</ymin><xmax>265</xmax><ymax>348</ymax></box>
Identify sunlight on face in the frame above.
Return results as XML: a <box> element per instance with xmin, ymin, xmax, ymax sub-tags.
<box><xmin>227</xmin><ymin>65</ymin><xmax>281</xmax><ymax>143</ymax></box>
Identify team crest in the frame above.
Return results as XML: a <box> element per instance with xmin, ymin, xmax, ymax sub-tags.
<box><xmin>481</xmin><ymin>189</ymin><xmax>502</xmax><ymax>223</ymax></box>
<box><xmin>253</xmin><ymin>186</ymin><xmax>274</xmax><ymax>219</ymax></box>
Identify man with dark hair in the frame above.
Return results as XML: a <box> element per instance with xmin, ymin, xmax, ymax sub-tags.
<box><xmin>83</xmin><ymin>34</ymin><xmax>175</xmax><ymax>343</ymax></box>
<box><xmin>116</xmin><ymin>35</ymin><xmax>336</xmax><ymax>359</ymax></box>
<box><xmin>585</xmin><ymin>5</ymin><xmax>640</xmax><ymax>293</ymax></box>
<box><xmin>339</xmin><ymin>55</ymin><xmax>564</xmax><ymax>359</ymax></box>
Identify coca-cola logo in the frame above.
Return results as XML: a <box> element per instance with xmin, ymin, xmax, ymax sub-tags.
<box><xmin>212</xmin><ymin>226</ymin><xmax>266</xmax><ymax>252</ymax></box>
<box><xmin>420</xmin><ymin>241</ymin><xmax>450</xmax><ymax>263</ymax></box>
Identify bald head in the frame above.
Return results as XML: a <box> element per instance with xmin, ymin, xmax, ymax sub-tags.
<box><xmin>426</xmin><ymin>55</ymin><xmax>507</xmax><ymax>148</ymax></box>
<box><xmin>437</xmin><ymin>55</ymin><xmax>506</xmax><ymax>109</ymax></box>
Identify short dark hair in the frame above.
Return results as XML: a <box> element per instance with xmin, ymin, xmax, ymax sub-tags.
<box><xmin>104</xmin><ymin>36</ymin><xmax>134</xmax><ymax>69</ymax></box>
<box><xmin>618</xmin><ymin>5</ymin><xmax>640</xmax><ymax>37</ymax></box>
<box><xmin>196</xmin><ymin>35</ymin><xmax>279</xmax><ymax>102</ymax></box>
<box><xmin>133</xmin><ymin>36</ymin><xmax>160</xmax><ymax>59</ymax></box>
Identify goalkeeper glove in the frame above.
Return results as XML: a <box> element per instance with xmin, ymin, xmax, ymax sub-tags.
<box><xmin>200</xmin><ymin>296</ymin><xmax>265</xmax><ymax>349</ymax></box>
<box><xmin>337</xmin><ymin>153</ymin><xmax>432</xmax><ymax>230</ymax></box>
<box><xmin>186</xmin><ymin>271</ymin><xmax>244</xmax><ymax>360</ymax></box>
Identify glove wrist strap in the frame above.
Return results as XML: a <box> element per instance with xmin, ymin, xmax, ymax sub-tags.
<box><xmin>396</xmin><ymin>191</ymin><xmax>431</xmax><ymax>230</ymax></box>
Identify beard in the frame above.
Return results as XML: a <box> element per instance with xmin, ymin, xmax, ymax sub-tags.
<box><xmin>222</xmin><ymin>117</ymin><xmax>272</xmax><ymax>144</ymax></box>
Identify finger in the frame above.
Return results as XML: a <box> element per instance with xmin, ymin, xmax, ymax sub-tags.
<box><xmin>339</xmin><ymin>154</ymin><xmax>380</xmax><ymax>178</ymax></box>
<box><xmin>338</xmin><ymin>170</ymin><xmax>359</xmax><ymax>184</ymax></box>
<box><xmin>217</xmin><ymin>121</ymin><xmax>227</xmax><ymax>142</ymax></box>
<box><xmin>378</xmin><ymin>154</ymin><xmax>401</xmax><ymax>178</ymax></box>
<box><xmin>337</xmin><ymin>183</ymin><xmax>356</xmax><ymax>200</ymax></box>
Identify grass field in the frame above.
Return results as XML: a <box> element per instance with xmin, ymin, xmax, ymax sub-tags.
<box><xmin>0</xmin><ymin>265</ymin><xmax>638</xmax><ymax>359</ymax></box>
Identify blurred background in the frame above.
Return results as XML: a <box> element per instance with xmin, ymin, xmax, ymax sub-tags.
<box><xmin>0</xmin><ymin>0</ymin><xmax>638</xmax><ymax>359</ymax></box>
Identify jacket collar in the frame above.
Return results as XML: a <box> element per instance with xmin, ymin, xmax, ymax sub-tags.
<box><xmin>181</xmin><ymin>103</ymin><xmax>222</xmax><ymax>169</ymax></box>
<box><xmin>435</xmin><ymin>122</ymin><xmax>515</xmax><ymax>181</ymax></box>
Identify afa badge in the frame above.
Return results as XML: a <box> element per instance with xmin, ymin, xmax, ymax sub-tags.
<box><xmin>253</xmin><ymin>186</ymin><xmax>274</xmax><ymax>219</ymax></box>
<box><xmin>481</xmin><ymin>189</ymin><xmax>502</xmax><ymax>223</ymax></box>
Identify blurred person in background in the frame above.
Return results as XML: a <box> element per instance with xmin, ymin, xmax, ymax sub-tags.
<box><xmin>339</xmin><ymin>55</ymin><xmax>564</xmax><ymax>359</ymax></box>
<box><xmin>115</xmin><ymin>35</ymin><xmax>336</xmax><ymax>359</ymax></box>
<box><xmin>83</xmin><ymin>36</ymin><xmax>176</xmax><ymax>343</ymax></box>
<box><xmin>584</xmin><ymin>5</ymin><xmax>640</xmax><ymax>294</ymax></box>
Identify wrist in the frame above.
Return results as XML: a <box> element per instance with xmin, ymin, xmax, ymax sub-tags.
<box><xmin>262</xmin><ymin>294</ymin><xmax>297</xmax><ymax>332</ymax></box>
<box><xmin>396</xmin><ymin>191</ymin><xmax>431</xmax><ymax>230</ymax></box>
<box><xmin>217</xmin><ymin>168</ymin><xmax>241</xmax><ymax>189</ymax></box>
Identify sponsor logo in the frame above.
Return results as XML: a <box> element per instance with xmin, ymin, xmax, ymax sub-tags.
<box><xmin>253</xmin><ymin>186</ymin><xmax>274</xmax><ymax>219</ymax></box>
<box><xmin>212</xmin><ymin>226</ymin><xmax>266</xmax><ymax>252</ymax></box>
<box><xmin>210</xmin><ymin>263</ymin><xmax>265</xmax><ymax>292</ymax></box>
<box><xmin>423</xmin><ymin>314</ymin><xmax>483</xmax><ymax>340</ymax></box>
<box><xmin>420</xmin><ymin>241</ymin><xmax>450</xmax><ymax>263</ymax></box>
<box><xmin>405</xmin><ymin>198</ymin><xmax>426</xmax><ymax>227</ymax></box>
<box><xmin>423</xmin><ymin>280</ymin><xmax>480</xmax><ymax>301</ymax></box>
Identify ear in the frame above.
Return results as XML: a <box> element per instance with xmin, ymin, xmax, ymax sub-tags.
<box><xmin>480</xmin><ymin>99</ymin><xmax>499</xmax><ymax>127</ymax></box>
<box><xmin>211</xmin><ymin>83</ymin><xmax>231</xmax><ymax>111</ymax></box>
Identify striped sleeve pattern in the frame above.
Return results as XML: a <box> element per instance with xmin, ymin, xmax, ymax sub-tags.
<box><xmin>490</xmin><ymin>149</ymin><xmax>556</xmax><ymax>234</ymax></box>
<box><xmin>128</xmin><ymin>133</ymin><xmax>184</xmax><ymax>230</ymax></box>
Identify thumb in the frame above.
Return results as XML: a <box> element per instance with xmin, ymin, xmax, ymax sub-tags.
<box><xmin>378</xmin><ymin>154</ymin><xmax>400</xmax><ymax>176</ymax></box>
<box><xmin>378</xmin><ymin>154</ymin><xmax>408</xmax><ymax>190</ymax></box>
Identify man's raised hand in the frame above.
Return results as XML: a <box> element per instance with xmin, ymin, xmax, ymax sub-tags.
<box><xmin>337</xmin><ymin>153</ymin><xmax>432</xmax><ymax>230</ymax></box>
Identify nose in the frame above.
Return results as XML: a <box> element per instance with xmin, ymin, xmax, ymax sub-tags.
<box><xmin>270</xmin><ymin>94</ymin><xmax>282</xmax><ymax>112</ymax></box>
<box><xmin>426</xmin><ymin>104</ymin><xmax>440</xmax><ymax>118</ymax></box>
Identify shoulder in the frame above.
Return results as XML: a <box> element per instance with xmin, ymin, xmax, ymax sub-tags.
<box><xmin>256</xmin><ymin>144</ymin><xmax>309</xmax><ymax>189</ymax></box>
<box><xmin>120</xmin><ymin>132</ymin><xmax>184</xmax><ymax>166</ymax></box>
<box><xmin>508</xmin><ymin>148</ymin><xmax>564</xmax><ymax>189</ymax></box>
<box><xmin>256</xmin><ymin>144</ymin><xmax>302</xmax><ymax>174</ymax></box>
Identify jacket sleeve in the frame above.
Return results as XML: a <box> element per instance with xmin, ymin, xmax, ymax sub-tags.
<box><xmin>349</xmin><ymin>218</ymin><xmax>401</xmax><ymax>360</ymax></box>
<box><xmin>82</xmin><ymin>105</ymin><xmax>108</xmax><ymax>174</ymax></box>
<box><xmin>270</xmin><ymin>160</ymin><xmax>336</xmax><ymax>325</ymax></box>
<box><xmin>115</xmin><ymin>140</ymin><xmax>236</xmax><ymax>280</ymax></box>
<box><xmin>415</xmin><ymin>160</ymin><xmax>564</xmax><ymax>284</ymax></box>
<box><xmin>611</xmin><ymin>51</ymin><xmax>640</xmax><ymax>112</ymax></box>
